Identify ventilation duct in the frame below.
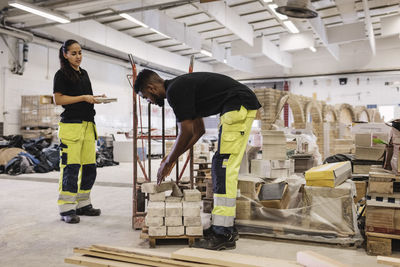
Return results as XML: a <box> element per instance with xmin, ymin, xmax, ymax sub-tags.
<box><xmin>276</xmin><ymin>0</ymin><xmax>318</xmax><ymax>19</ymax></box>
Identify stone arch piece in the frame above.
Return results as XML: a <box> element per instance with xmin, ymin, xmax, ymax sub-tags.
<box><xmin>304</xmin><ymin>101</ymin><xmax>323</xmax><ymax>123</ymax></box>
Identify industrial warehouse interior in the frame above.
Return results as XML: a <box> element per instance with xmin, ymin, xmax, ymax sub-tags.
<box><xmin>1</xmin><ymin>0</ymin><xmax>400</xmax><ymax>266</ymax></box>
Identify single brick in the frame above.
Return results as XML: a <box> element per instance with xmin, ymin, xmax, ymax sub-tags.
<box><xmin>185</xmin><ymin>226</ymin><xmax>203</xmax><ymax>236</ymax></box>
<box><xmin>149</xmin><ymin>192</ymin><xmax>166</xmax><ymax>202</ymax></box>
<box><xmin>165</xmin><ymin>202</ymin><xmax>182</xmax><ymax>217</ymax></box>
<box><xmin>167</xmin><ymin>226</ymin><xmax>184</xmax><ymax>236</ymax></box>
<box><xmin>146</xmin><ymin>201</ymin><xmax>165</xmax><ymax>217</ymax></box>
<box><xmin>145</xmin><ymin>216</ymin><xmax>164</xmax><ymax>227</ymax></box>
<box><xmin>141</xmin><ymin>181</ymin><xmax>174</xmax><ymax>194</ymax></box>
<box><xmin>165</xmin><ymin>196</ymin><xmax>182</xmax><ymax>203</ymax></box>
<box><xmin>184</xmin><ymin>216</ymin><xmax>202</xmax><ymax>226</ymax></box>
<box><xmin>165</xmin><ymin>216</ymin><xmax>183</xmax><ymax>226</ymax></box>
<box><xmin>149</xmin><ymin>226</ymin><xmax>166</xmax><ymax>237</ymax></box>
<box><xmin>183</xmin><ymin>201</ymin><xmax>201</xmax><ymax>217</ymax></box>
<box><xmin>183</xmin><ymin>189</ymin><xmax>201</xmax><ymax>202</ymax></box>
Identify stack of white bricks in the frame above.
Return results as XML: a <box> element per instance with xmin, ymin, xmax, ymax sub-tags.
<box><xmin>143</xmin><ymin>182</ymin><xmax>203</xmax><ymax>237</ymax></box>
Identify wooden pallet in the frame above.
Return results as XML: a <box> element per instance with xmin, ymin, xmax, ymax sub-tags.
<box><xmin>148</xmin><ymin>235</ymin><xmax>202</xmax><ymax>248</ymax></box>
<box><xmin>366</xmin><ymin>232</ymin><xmax>400</xmax><ymax>256</ymax></box>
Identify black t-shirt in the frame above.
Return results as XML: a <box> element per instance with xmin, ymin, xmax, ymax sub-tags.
<box><xmin>53</xmin><ymin>68</ymin><xmax>96</xmax><ymax>122</ymax></box>
<box><xmin>165</xmin><ymin>72</ymin><xmax>261</xmax><ymax>122</ymax></box>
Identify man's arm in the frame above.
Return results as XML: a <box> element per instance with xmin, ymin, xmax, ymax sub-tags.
<box><xmin>157</xmin><ymin>117</ymin><xmax>205</xmax><ymax>184</ymax></box>
<box><xmin>183</xmin><ymin>117</ymin><xmax>205</xmax><ymax>152</ymax></box>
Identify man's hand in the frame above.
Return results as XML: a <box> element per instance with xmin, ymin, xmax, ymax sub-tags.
<box><xmin>157</xmin><ymin>159</ymin><xmax>174</xmax><ymax>185</ymax></box>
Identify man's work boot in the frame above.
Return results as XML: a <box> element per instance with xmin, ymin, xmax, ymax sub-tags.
<box><xmin>60</xmin><ymin>214</ymin><xmax>80</xmax><ymax>224</ymax></box>
<box><xmin>76</xmin><ymin>204</ymin><xmax>101</xmax><ymax>216</ymax></box>
<box><xmin>203</xmin><ymin>226</ymin><xmax>239</xmax><ymax>241</ymax></box>
<box><xmin>193</xmin><ymin>232</ymin><xmax>236</xmax><ymax>250</ymax></box>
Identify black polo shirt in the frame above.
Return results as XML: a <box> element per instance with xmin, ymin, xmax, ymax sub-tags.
<box><xmin>53</xmin><ymin>68</ymin><xmax>95</xmax><ymax>122</ymax></box>
<box><xmin>165</xmin><ymin>72</ymin><xmax>261</xmax><ymax>122</ymax></box>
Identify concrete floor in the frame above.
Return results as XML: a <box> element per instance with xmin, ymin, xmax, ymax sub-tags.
<box><xmin>0</xmin><ymin>162</ymin><xmax>389</xmax><ymax>267</ymax></box>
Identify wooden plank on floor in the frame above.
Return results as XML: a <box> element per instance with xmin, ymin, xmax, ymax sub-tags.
<box><xmin>377</xmin><ymin>256</ymin><xmax>400</xmax><ymax>266</ymax></box>
<box><xmin>171</xmin><ymin>248</ymin><xmax>301</xmax><ymax>267</ymax></box>
<box><xmin>65</xmin><ymin>255</ymin><xmax>143</xmax><ymax>267</ymax></box>
<box><xmin>296</xmin><ymin>251</ymin><xmax>350</xmax><ymax>267</ymax></box>
<box><xmin>74</xmin><ymin>248</ymin><xmax>175</xmax><ymax>267</ymax></box>
<box><xmin>76</xmin><ymin>247</ymin><xmax>211</xmax><ymax>267</ymax></box>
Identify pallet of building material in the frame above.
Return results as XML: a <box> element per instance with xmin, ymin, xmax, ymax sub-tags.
<box><xmin>148</xmin><ymin>234</ymin><xmax>202</xmax><ymax>248</ymax></box>
<box><xmin>366</xmin><ymin>232</ymin><xmax>400</xmax><ymax>256</ymax></box>
<box><xmin>235</xmin><ymin>219</ymin><xmax>361</xmax><ymax>246</ymax></box>
<box><xmin>366</xmin><ymin>206</ymin><xmax>400</xmax><ymax>235</ymax></box>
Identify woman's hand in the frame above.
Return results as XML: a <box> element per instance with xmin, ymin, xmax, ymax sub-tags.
<box><xmin>83</xmin><ymin>95</ymin><xmax>100</xmax><ymax>104</ymax></box>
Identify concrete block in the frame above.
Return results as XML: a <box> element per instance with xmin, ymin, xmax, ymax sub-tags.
<box><xmin>165</xmin><ymin>196</ymin><xmax>182</xmax><ymax>202</ymax></box>
<box><xmin>149</xmin><ymin>192</ymin><xmax>166</xmax><ymax>202</ymax></box>
<box><xmin>146</xmin><ymin>202</ymin><xmax>165</xmax><ymax>217</ymax></box>
<box><xmin>149</xmin><ymin>226</ymin><xmax>166</xmax><ymax>237</ymax></box>
<box><xmin>167</xmin><ymin>226</ymin><xmax>184</xmax><ymax>236</ymax></box>
<box><xmin>165</xmin><ymin>202</ymin><xmax>182</xmax><ymax>217</ymax></box>
<box><xmin>183</xmin><ymin>201</ymin><xmax>201</xmax><ymax>217</ymax></box>
<box><xmin>141</xmin><ymin>181</ymin><xmax>174</xmax><ymax>194</ymax></box>
<box><xmin>145</xmin><ymin>216</ymin><xmax>164</xmax><ymax>227</ymax></box>
<box><xmin>183</xmin><ymin>189</ymin><xmax>201</xmax><ymax>202</ymax></box>
<box><xmin>185</xmin><ymin>226</ymin><xmax>203</xmax><ymax>236</ymax></box>
<box><xmin>165</xmin><ymin>216</ymin><xmax>183</xmax><ymax>226</ymax></box>
<box><xmin>184</xmin><ymin>216</ymin><xmax>202</xmax><ymax>226</ymax></box>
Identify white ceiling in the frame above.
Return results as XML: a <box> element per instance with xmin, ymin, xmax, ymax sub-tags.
<box><xmin>2</xmin><ymin>0</ymin><xmax>400</xmax><ymax>79</ymax></box>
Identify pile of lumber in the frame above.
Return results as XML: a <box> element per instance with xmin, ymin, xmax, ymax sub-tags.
<box><xmin>66</xmin><ymin>245</ymin><xmax>301</xmax><ymax>267</ymax></box>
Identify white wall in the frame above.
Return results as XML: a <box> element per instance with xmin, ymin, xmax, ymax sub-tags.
<box><xmin>0</xmin><ymin>37</ymin><xmax>133</xmax><ymax>136</ymax></box>
<box><xmin>289</xmin><ymin>73</ymin><xmax>400</xmax><ymax>107</ymax></box>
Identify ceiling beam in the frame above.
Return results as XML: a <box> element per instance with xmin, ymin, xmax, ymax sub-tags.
<box><xmin>308</xmin><ymin>16</ymin><xmax>340</xmax><ymax>61</ymax></box>
<box><xmin>362</xmin><ymin>0</ymin><xmax>376</xmax><ymax>55</ymax></box>
<box><xmin>47</xmin><ymin>20</ymin><xmax>212</xmax><ymax>73</ymax></box>
<box><xmin>198</xmin><ymin>1</ymin><xmax>254</xmax><ymax>46</ymax></box>
<box><xmin>335</xmin><ymin>0</ymin><xmax>358</xmax><ymax>23</ymax></box>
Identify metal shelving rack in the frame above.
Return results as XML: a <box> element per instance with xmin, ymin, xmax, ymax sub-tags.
<box><xmin>127</xmin><ymin>54</ymin><xmax>195</xmax><ymax>229</ymax></box>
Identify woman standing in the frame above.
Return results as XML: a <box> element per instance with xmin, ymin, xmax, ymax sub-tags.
<box><xmin>53</xmin><ymin>39</ymin><xmax>101</xmax><ymax>224</ymax></box>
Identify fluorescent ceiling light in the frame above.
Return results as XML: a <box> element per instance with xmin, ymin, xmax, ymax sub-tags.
<box><xmin>263</xmin><ymin>0</ymin><xmax>273</xmax><ymax>2</ymax></box>
<box><xmin>309</xmin><ymin>46</ymin><xmax>316</xmax><ymax>52</ymax></box>
<box><xmin>150</xmin><ymin>28</ymin><xmax>170</xmax><ymax>39</ymax></box>
<box><xmin>284</xmin><ymin>20</ymin><xmax>299</xmax><ymax>34</ymax></box>
<box><xmin>223</xmin><ymin>59</ymin><xmax>227</xmax><ymax>64</ymax></box>
<box><xmin>119</xmin><ymin>13</ymin><xmax>148</xmax><ymax>28</ymax></box>
<box><xmin>9</xmin><ymin>0</ymin><xmax>70</xmax><ymax>24</ymax></box>
<box><xmin>200</xmin><ymin>49</ymin><xmax>212</xmax><ymax>57</ymax></box>
<box><xmin>268</xmin><ymin>4</ymin><xmax>288</xmax><ymax>20</ymax></box>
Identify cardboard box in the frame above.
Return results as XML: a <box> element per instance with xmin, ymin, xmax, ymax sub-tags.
<box><xmin>305</xmin><ymin>161</ymin><xmax>352</xmax><ymax>187</ymax></box>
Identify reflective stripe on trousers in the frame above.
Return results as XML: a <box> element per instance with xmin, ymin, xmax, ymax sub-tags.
<box><xmin>211</xmin><ymin>106</ymin><xmax>256</xmax><ymax>227</ymax></box>
<box><xmin>57</xmin><ymin>121</ymin><xmax>97</xmax><ymax>215</ymax></box>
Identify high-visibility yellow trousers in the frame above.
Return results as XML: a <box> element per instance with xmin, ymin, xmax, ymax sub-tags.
<box><xmin>57</xmin><ymin>121</ymin><xmax>98</xmax><ymax>216</ymax></box>
<box><xmin>211</xmin><ymin>106</ymin><xmax>256</xmax><ymax>232</ymax></box>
